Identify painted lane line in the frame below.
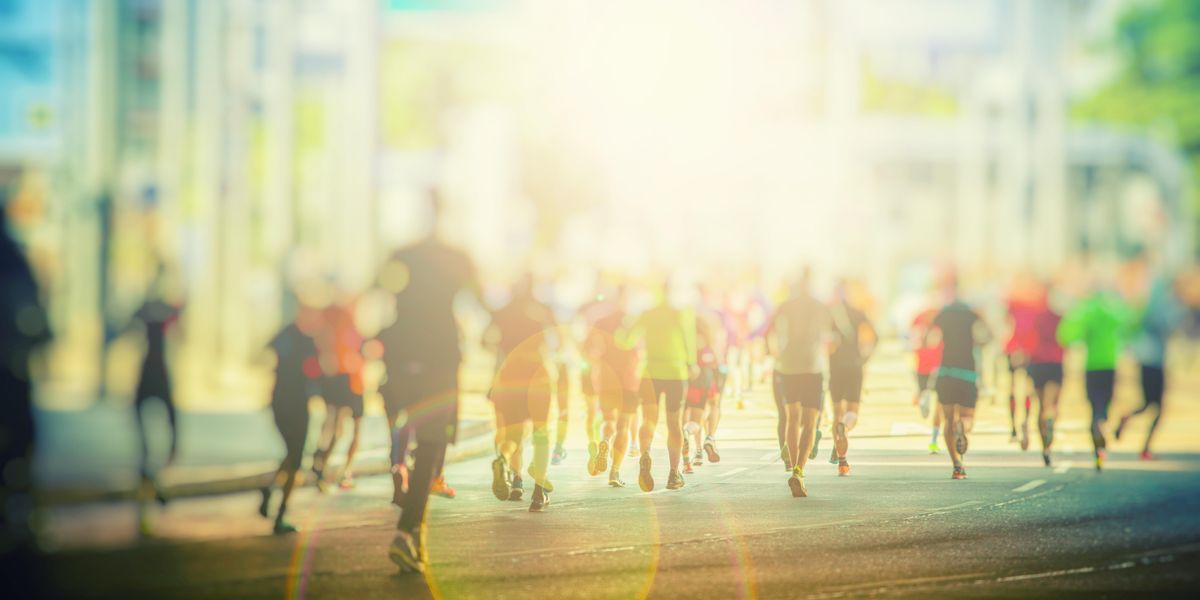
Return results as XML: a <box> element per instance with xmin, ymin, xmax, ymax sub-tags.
<box><xmin>760</xmin><ymin>451</ymin><xmax>781</xmax><ymax>462</ymax></box>
<box><xmin>1054</xmin><ymin>460</ymin><xmax>1073</xmax><ymax>474</ymax></box>
<box><xmin>1012</xmin><ymin>479</ymin><xmax>1046</xmax><ymax>493</ymax></box>
<box><xmin>717</xmin><ymin>467</ymin><xmax>748</xmax><ymax>479</ymax></box>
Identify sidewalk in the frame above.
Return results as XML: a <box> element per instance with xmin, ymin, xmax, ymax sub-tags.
<box><xmin>34</xmin><ymin>393</ymin><xmax>496</xmax><ymax>506</ymax></box>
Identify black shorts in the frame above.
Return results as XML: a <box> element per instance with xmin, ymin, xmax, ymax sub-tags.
<box><xmin>1028</xmin><ymin>363</ymin><xmax>1064</xmax><ymax>390</ymax></box>
<box><xmin>1085</xmin><ymin>369</ymin><xmax>1115</xmax><ymax>422</ymax></box>
<box><xmin>916</xmin><ymin>373</ymin><xmax>931</xmax><ymax>391</ymax></box>
<box><xmin>322</xmin><ymin>374</ymin><xmax>363</xmax><ymax>418</ymax></box>
<box><xmin>1141</xmin><ymin>365</ymin><xmax>1164</xmax><ymax>406</ymax></box>
<box><xmin>775</xmin><ymin>373</ymin><xmax>823</xmax><ymax>410</ymax></box>
<box><xmin>649</xmin><ymin>379</ymin><xmax>687</xmax><ymax>412</ymax></box>
<box><xmin>381</xmin><ymin>366</ymin><xmax>460</xmax><ymax>444</ymax></box>
<box><xmin>685</xmin><ymin>367</ymin><xmax>717</xmax><ymax>409</ymax></box>
<box><xmin>829</xmin><ymin>365</ymin><xmax>863</xmax><ymax>403</ymax></box>
<box><xmin>935</xmin><ymin>376</ymin><xmax>978</xmax><ymax>409</ymax></box>
<box><xmin>271</xmin><ymin>401</ymin><xmax>309</xmax><ymax>472</ymax></box>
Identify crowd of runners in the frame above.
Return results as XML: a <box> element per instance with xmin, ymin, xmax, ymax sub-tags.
<box><xmin>55</xmin><ymin>191</ymin><xmax>1196</xmax><ymax>574</ymax></box>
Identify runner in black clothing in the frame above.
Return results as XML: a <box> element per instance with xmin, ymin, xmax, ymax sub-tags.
<box><xmin>827</xmin><ymin>280</ymin><xmax>876</xmax><ymax>476</ymax></box>
<box><xmin>260</xmin><ymin>303</ymin><xmax>320</xmax><ymax>534</ymax></box>
<box><xmin>924</xmin><ymin>278</ymin><xmax>993</xmax><ymax>480</ymax></box>
<box><xmin>382</xmin><ymin>192</ymin><xmax>481</xmax><ymax>573</ymax></box>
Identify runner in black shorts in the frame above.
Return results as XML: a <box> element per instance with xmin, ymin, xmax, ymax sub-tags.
<box><xmin>1116</xmin><ymin>277</ymin><xmax>1182</xmax><ymax>461</ymax></box>
<box><xmin>1026</xmin><ymin>287</ymin><xmax>1064</xmax><ymax>467</ymax></box>
<box><xmin>827</xmin><ymin>279</ymin><xmax>876</xmax><ymax>476</ymax></box>
<box><xmin>766</xmin><ymin>269</ymin><xmax>832</xmax><ymax>497</ymax></box>
<box><xmin>582</xmin><ymin>285</ymin><xmax>646</xmax><ymax>488</ymax></box>
<box><xmin>925</xmin><ymin>277</ymin><xmax>992</xmax><ymax>480</ymax></box>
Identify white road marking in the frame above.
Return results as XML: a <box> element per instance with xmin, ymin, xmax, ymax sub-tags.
<box><xmin>1012</xmin><ymin>479</ymin><xmax>1046</xmax><ymax>493</ymax></box>
<box><xmin>1054</xmin><ymin>460</ymin><xmax>1073</xmax><ymax>474</ymax></box>
<box><xmin>717</xmin><ymin>467</ymin><xmax>748</xmax><ymax>479</ymax></box>
<box><xmin>760</xmin><ymin>451</ymin><xmax>781</xmax><ymax>462</ymax></box>
<box><xmin>924</xmin><ymin>500</ymin><xmax>984</xmax><ymax>513</ymax></box>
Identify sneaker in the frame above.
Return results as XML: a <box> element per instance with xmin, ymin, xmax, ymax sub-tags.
<box><xmin>693</xmin><ymin>450</ymin><xmax>704</xmax><ymax>467</ymax></box>
<box><xmin>509</xmin><ymin>476</ymin><xmax>524</xmax><ymax>502</ymax></box>
<box><xmin>1095</xmin><ymin>449</ymin><xmax>1106</xmax><ymax>472</ymax></box>
<box><xmin>703</xmin><ymin>436</ymin><xmax>720</xmax><ymax>463</ymax></box>
<box><xmin>551</xmin><ymin>445</ymin><xmax>567</xmax><ymax>466</ymax></box>
<box><xmin>638</xmin><ymin>454</ymin><xmax>654</xmax><ymax>492</ymax></box>
<box><xmin>837</xmin><ymin>461</ymin><xmax>850</xmax><ymax>477</ymax></box>
<box><xmin>587</xmin><ymin>441</ymin><xmax>599</xmax><ymax>476</ymax></box>
<box><xmin>338</xmin><ymin>473</ymin><xmax>356</xmax><ymax>490</ymax></box>
<box><xmin>928</xmin><ymin>442</ymin><xmax>940</xmax><ymax>454</ymax></box>
<box><xmin>491</xmin><ymin>456</ymin><xmax>513</xmax><ymax>501</ymax></box>
<box><xmin>1019</xmin><ymin>423</ymin><xmax>1030</xmax><ymax>451</ymax></box>
<box><xmin>258</xmin><ymin>487</ymin><xmax>272</xmax><ymax>518</ymax></box>
<box><xmin>273</xmin><ymin>517</ymin><xmax>298</xmax><ymax>535</ymax></box>
<box><xmin>1042</xmin><ymin>452</ymin><xmax>1052</xmax><ymax>467</ymax></box>
<box><xmin>388</xmin><ymin>529</ymin><xmax>424</xmax><ymax>573</ymax></box>
<box><xmin>683</xmin><ymin>460</ymin><xmax>694</xmax><ymax>475</ymax></box>
<box><xmin>1009</xmin><ymin>429</ymin><xmax>1018</xmax><ymax>444</ymax></box>
<box><xmin>608</xmin><ymin>476</ymin><xmax>626</xmax><ymax>488</ymax></box>
<box><xmin>666</xmin><ymin>469</ymin><xmax>685</xmax><ymax>490</ymax></box>
<box><xmin>595</xmin><ymin>439</ymin><xmax>610</xmax><ymax>474</ymax></box>
<box><xmin>955</xmin><ymin>421</ymin><xmax>968</xmax><ymax>456</ymax></box>
<box><xmin>787</xmin><ymin>472</ymin><xmax>806</xmax><ymax>496</ymax></box>
<box><xmin>529</xmin><ymin>484</ymin><xmax>550</xmax><ymax>512</ymax></box>
<box><xmin>316</xmin><ymin>479</ymin><xmax>332</xmax><ymax>494</ymax></box>
<box><xmin>431</xmin><ymin>476</ymin><xmax>456</xmax><ymax>499</ymax></box>
<box><xmin>951</xmin><ymin>465</ymin><xmax>967</xmax><ymax>480</ymax></box>
<box><xmin>834</xmin><ymin>422</ymin><xmax>848</xmax><ymax>458</ymax></box>
<box><xmin>1140</xmin><ymin>450</ymin><xmax>1154</xmax><ymax>461</ymax></box>
<box><xmin>809</xmin><ymin>429</ymin><xmax>822</xmax><ymax>461</ymax></box>
<box><xmin>1114</xmin><ymin>416</ymin><xmax>1131</xmax><ymax>441</ymax></box>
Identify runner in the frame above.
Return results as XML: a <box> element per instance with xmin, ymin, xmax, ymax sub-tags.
<box><xmin>618</xmin><ymin>281</ymin><xmax>697</xmax><ymax>492</ymax></box>
<box><xmin>583</xmin><ymin>284</ymin><xmax>645</xmax><ymax>487</ymax></box>
<box><xmin>1003</xmin><ymin>278</ymin><xmax>1041</xmax><ymax>449</ymax></box>
<box><xmin>578</xmin><ymin>283</ymin><xmax>608</xmax><ymax>475</ymax></box>
<box><xmin>683</xmin><ymin>313</ymin><xmax>721</xmax><ymax>473</ymax></box>
<box><xmin>384</xmin><ymin>191</ymin><xmax>480</xmax><ymax>573</ymax></box>
<box><xmin>1026</xmin><ymin>284</ymin><xmax>1064</xmax><ymax>467</ymax></box>
<box><xmin>765</xmin><ymin>269</ymin><xmax>832</xmax><ymax>497</ymax></box>
<box><xmin>910</xmin><ymin>303</ymin><xmax>943</xmax><ymax>454</ymax></box>
<box><xmin>260</xmin><ymin>304</ymin><xmax>320</xmax><ymax>534</ymax></box>
<box><xmin>310</xmin><ymin>295</ymin><xmax>366</xmax><ymax>491</ymax></box>
<box><xmin>924</xmin><ymin>276</ymin><xmax>993</xmax><ymax>480</ymax></box>
<box><xmin>826</xmin><ymin>279</ymin><xmax>877</xmax><ymax>476</ymax></box>
<box><xmin>486</xmin><ymin>274</ymin><xmax>557</xmax><ymax>512</ymax></box>
<box><xmin>1057</xmin><ymin>285</ymin><xmax>1135</xmax><ymax>472</ymax></box>
<box><xmin>1115</xmin><ymin>275</ymin><xmax>1183</xmax><ymax>460</ymax></box>
<box><xmin>697</xmin><ymin>285</ymin><xmax>729</xmax><ymax>466</ymax></box>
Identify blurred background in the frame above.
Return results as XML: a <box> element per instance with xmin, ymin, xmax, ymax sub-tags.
<box><xmin>1</xmin><ymin>0</ymin><xmax>1197</xmax><ymax>494</ymax></box>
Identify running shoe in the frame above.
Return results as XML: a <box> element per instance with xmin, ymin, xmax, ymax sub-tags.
<box><xmin>683</xmin><ymin>460</ymin><xmax>694</xmax><ymax>475</ymax></box>
<box><xmin>638</xmin><ymin>454</ymin><xmax>654</xmax><ymax>492</ymax></box>
<box><xmin>693</xmin><ymin>450</ymin><xmax>704</xmax><ymax>467</ymax></box>
<box><xmin>608</xmin><ymin>476</ymin><xmax>626</xmax><ymax>488</ymax></box>
<box><xmin>551</xmin><ymin>445</ymin><xmax>567</xmax><ymax>466</ymax></box>
<box><xmin>951</xmin><ymin>465</ymin><xmax>967</xmax><ymax>480</ymax></box>
<box><xmin>1140</xmin><ymin>450</ymin><xmax>1154</xmax><ymax>461</ymax></box>
<box><xmin>316</xmin><ymin>479</ymin><xmax>332</xmax><ymax>494</ymax></box>
<box><xmin>1009</xmin><ymin>429</ymin><xmax>1018</xmax><ymax>444</ymax></box>
<box><xmin>1042</xmin><ymin>452</ymin><xmax>1052</xmax><ymax>467</ymax></box>
<box><xmin>1019</xmin><ymin>422</ymin><xmax>1030</xmax><ymax>451</ymax></box>
<box><xmin>1114</xmin><ymin>416</ymin><xmax>1131</xmax><ymax>441</ymax></box>
<box><xmin>491</xmin><ymin>456</ymin><xmax>513</xmax><ymax>501</ymax></box>
<box><xmin>529</xmin><ymin>484</ymin><xmax>550</xmax><ymax>512</ymax></box>
<box><xmin>509</xmin><ymin>477</ymin><xmax>525</xmax><ymax>502</ymax></box>
<box><xmin>595</xmin><ymin>439</ymin><xmax>610</xmax><ymax>475</ymax></box>
<box><xmin>955</xmin><ymin>421</ymin><xmax>969</xmax><ymax>456</ymax></box>
<box><xmin>666</xmin><ymin>469</ymin><xmax>685</xmax><ymax>490</ymax></box>
<box><xmin>389</xmin><ymin>529</ymin><xmax>424</xmax><ymax>573</ymax></box>
<box><xmin>339</xmin><ymin>473</ymin><xmax>356</xmax><ymax>490</ymax></box>
<box><xmin>587</xmin><ymin>441</ymin><xmax>599</xmax><ymax>476</ymax></box>
<box><xmin>788</xmin><ymin>473</ymin><xmax>807</xmax><ymax>498</ymax></box>
<box><xmin>837</xmin><ymin>460</ymin><xmax>851</xmax><ymax>477</ymax></box>
<box><xmin>703</xmin><ymin>436</ymin><xmax>720</xmax><ymax>463</ymax></box>
<box><xmin>1095</xmin><ymin>449</ymin><xmax>1106</xmax><ymax>472</ymax></box>
<box><xmin>809</xmin><ymin>429</ymin><xmax>822</xmax><ymax>461</ymax></box>
<box><xmin>431</xmin><ymin>476</ymin><xmax>456</xmax><ymax>499</ymax></box>
<box><xmin>928</xmin><ymin>442</ymin><xmax>940</xmax><ymax>454</ymax></box>
<box><xmin>258</xmin><ymin>487</ymin><xmax>272</xmax><ymax>518</ymax></box>
<box><xmin>273</xmin><ymin>517</ymin><xmax>298</xmax><ymax>535</ymax></box>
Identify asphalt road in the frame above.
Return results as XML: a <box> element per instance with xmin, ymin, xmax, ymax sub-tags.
<box><xmin>40</xmin><ymin>420</ymin><xmax>1200</xmax><ymax>599</ymax></box>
